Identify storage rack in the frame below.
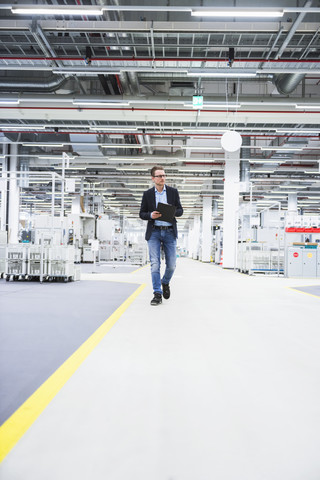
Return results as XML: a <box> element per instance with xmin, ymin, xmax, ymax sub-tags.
<box><xmin>5</xmin><ymin>245</ymin><xmax>28</xmax><ymax>281</ymax></box>
<box><xmin>237</xmin><ymin>201</ymin><xmax>284</xmax><ymax>276</ymax></box>
<box><xmin>237</xmin><ymin>242</ymin><xmax>284</xmax><ymax>275</ymax></box>
<box><xmin>0</xmin><ymin>231</ymin><xmax>6</xmax><ymax>278</ymax></box>
<box><xmin>48</xmin><ymin>246</ymin><xmax>75</xmax><ymax>282</ymax></box>
<box><xmin>4</xmin><ymin>244</ymin><xmax>78</xmax><ymax>282</ymax></box>
<box><xmin>27</xmin><ymin>245</ymin><xmax>48</xmax><ymax>281</ymax></box>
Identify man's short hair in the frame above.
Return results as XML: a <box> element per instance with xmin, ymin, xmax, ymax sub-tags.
<box><xmin>151</xmin><ymin>165</ymin><xmax>165</xmax><ymax>177</ymax></box>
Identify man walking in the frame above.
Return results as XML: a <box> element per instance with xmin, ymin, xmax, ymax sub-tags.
<box><xmin>139</xmin><ymin>165</ymin><xmax>183</xmax><ymax>305</ymax></box>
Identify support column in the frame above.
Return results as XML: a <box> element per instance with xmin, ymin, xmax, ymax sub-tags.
<box><xmin>4</xmin><ymin>143</ymin><xmax>20</xmax><ymax>243</ymax></box>
<box><xmin>0</xmin><ymin>144</ymin><xmax>8</xmax><ymax>231</ymax></box>
<box><xmin>222</xmin><ymin>151</ymin><xmax>240</xmax><ymax>269</ymax></box>
<box><xmin>201</xmin><ymin>196</ymin><xmax>212</xmax><ymax>262</ymax></box>
<box><xmin>288</xmin><ymin>193</ymin><xmax>298</xmax><ymax>214</ymax></box>
<box><xmin>188</xmin><ymin>216</ymin><xmax>201</xmax><ymax>259</ymax></box>
<box><xmin>192</xmin><ymin>215</ymin><xmax>201</xmax><ymax>260</ymax></box>
<box><xmin>187</xmin><ymin>222</ymin><xmax>193</xmax><ymax>258</ymax></box>
<box><xmin>213</xmin><ymin>200</ymin><xmax>218</xmax><ymax>217</ymax></box>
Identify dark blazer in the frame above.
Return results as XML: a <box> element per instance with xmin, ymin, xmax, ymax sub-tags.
<box><xmin>139</xmin><ymin>185</ymin><xmax>183</xmax><ymax>240</ymax></box>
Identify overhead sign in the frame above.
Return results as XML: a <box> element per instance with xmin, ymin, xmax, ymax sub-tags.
<box><xmin>193</xmin><ymin>95</ymin><xmax>203</xmax><ymax>108</ymax></box>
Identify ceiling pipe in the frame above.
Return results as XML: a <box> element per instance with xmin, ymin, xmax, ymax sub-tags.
<box><xmin>136</xmin><ymin>134</ymin><xmax>147</xmax><ymax>153</ymax></box>
<box><xmin>240</xmin><ymin>136</ymin><xmax>251</xmax><ymax>187</ymax></box>
<box><xmin>265</xmin><ymin>27</ymin><xmax>284</xmax><ymax>61</ymax></box>
<box><xmin>0</xmin><ymin>75</ymin><xmax>71</xmax><ymax>92</ymax></box>
<box><xmin>275</xmin><ymin>0</ymin><xmax>313</xmax><ymax>60</ymax></box>
<box><xmin>274</xmin><ymin>73</ymin><xmax>305</xmax><ymax>95</ymax></box>
<box><xmin>4</xmin><ymin>93</ymin><xmax>319</xmax><ymax>106</ymax></box>
<box><xmin>143</xmin><ymin>134</ymin><xmax>153</xmax><ymax>155</ymax></box>
<box><xmin>127</xmin><ymin>71</ymin><xmax>140</xmax><ymax>95</ymax></box>
<box><xmin>273</xmin><ymin>0</ymin><xmax>313</xmax><ymax>94</ymax></box>
<box><xmin>118</xmin><ymin>72</ymin><xmax>131</xmax><ymax>95</ymax></box>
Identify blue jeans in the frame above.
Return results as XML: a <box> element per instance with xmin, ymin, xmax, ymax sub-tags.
<box><xmin>147</xmin><ymin>228</ymin><xmax>177</xmax><ymax>294</ymax></box>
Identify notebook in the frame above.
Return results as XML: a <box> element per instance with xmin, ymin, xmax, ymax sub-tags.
<box><xmin>157</xmin><ymin>202</ymin><xmax>176</xmax><ymax>223</ymax></box>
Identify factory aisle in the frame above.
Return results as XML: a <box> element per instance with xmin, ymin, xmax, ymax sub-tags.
<box><xmin>1</xmin><ymin>258</ymin><xmax>320</xmax><ymax>480</ymax></box>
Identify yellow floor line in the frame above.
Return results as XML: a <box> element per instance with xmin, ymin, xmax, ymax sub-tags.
<box><xmin>0</xmin><ymin>283</ymin><xmax>146</xmax><ymax>463</ymax></box>
<box><xmin>287</xmin><ymin>286</ymin><xmax>320</xmax><ymax>299</ymax></box>
<box><xmin>130</xmin><ymin>264</ymin><xmax>148</xmax><ymax>274</ymax></box>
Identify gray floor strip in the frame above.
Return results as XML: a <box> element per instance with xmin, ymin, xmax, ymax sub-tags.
<box><xmin>80</xmin><ymin>263</ymin><xmax>139</xmax><ymax>274</ymax></box>
<box><xmin>0</xmin><ymin>279</ymin><xmax>138</xmax><ymax>425</ymax></box>
<box><xmin>292</xmin><ymin>285</ymin><xmax>320</xmax><ymax>297</ymax></box>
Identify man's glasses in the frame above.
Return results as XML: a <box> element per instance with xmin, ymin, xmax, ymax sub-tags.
<box><xmin>153</xmin><ymin>175</ymin><xmax>166</xmax><ymax>178</ymax></box>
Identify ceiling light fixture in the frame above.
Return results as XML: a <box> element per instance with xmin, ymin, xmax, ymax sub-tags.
<box><xmin>0</xmin><ymin>99</ymin><xmax>20</xmax><ymax>105</ymax></box>
<box><xmin>187</xmin><ymin>70</ymin><xmax>256</xmax><ymax>78</ymax></box>
<box><xmin>278</xmin><ymin>185</ymin><xmax>307</xmax><ymax>189</ymax></box>
<box><xmin>184</xmin><ymin>103</ymin><xmax>241</xmax><ymax>108</ymax></box>
<box><xmin>22</xmin><ymin>143</ymin><xmax>65</xmax><ymax>147</ymax></box>
<box><xmin>89</xmin><ymin>127</ymin><xmax>138</xmax><ymax>132</ymax></box>
<box><xmin>73</xmin><ymin>100</ymin><xmax>130</xmax><ymax>106</ymax></box>
<box><xmin>106</xmin><ymin>157</ymin><xmax>146</xmax><ymax>162</ymax></box>
<box><xmin>1</xmin><ymin>125</ymin><xmax>45</xmax><ymax>130</ymax></box>
<box><xmin>11</xmin><ymin>6</ymin><xmax>103</xmax><ymax>16</ymax></box>
<box><xmin>251</xmin><ymin>169</ymin><xmax>276</xmax><ymax>173</ymax></box>
<box><xmin>295</xmin><ymin>104</ymin><xmax>320</xmax><ymax>109</ymax></box>
<box><xmin>117</xmin><ymin>167</ymin><xmax>149</xmax><ymax>171</ymax></box>
<box><xmin>53</xmin><ymin>69</ymin><xmax>121</xmax><ymax>76</ymax></box>
<box><xmin>191</xmin><ymin>9</ymin><xmax>283</xmax><ymax>17</ymax></box>
<box><xmin>182</xmin><ymin>128</ymin><xmax>228</xmax><ymax>133</ymax></box>
<box><xmin>260</xmin><ymin>147</ymin><xmax>304</xmax><ymax>151</ymax></box>
<box><xmin>249</xmin><ymin>160</ymin><xmax>281</xmax><ymax>164</ymax></box>
<box><xmin>276</xmin><ymin>129</ymin><xmax>320</xmax><ymax>134</ymax></box>
<box><xmin>184</xmin><ymin>146</ymin><xmax>223</xmax><ymax>151</ymax></box>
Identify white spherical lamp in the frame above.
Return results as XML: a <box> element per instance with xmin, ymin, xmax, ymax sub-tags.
<box><xmin>221</xmin><ymin>130</ymin><xmax>242</xmax><ymax>153</ymax></box>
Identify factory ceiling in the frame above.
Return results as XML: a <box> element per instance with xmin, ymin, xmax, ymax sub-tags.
<box><xmin>0</xmin><ymin>1</ymin><xmax>319</xmax><ymax>229</ymax></box>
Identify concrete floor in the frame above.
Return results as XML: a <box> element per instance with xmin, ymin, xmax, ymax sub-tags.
<box><xmin>1</xmin><ymin>258</ymin><xmax>320</xmax><ymax>480</ymax></box>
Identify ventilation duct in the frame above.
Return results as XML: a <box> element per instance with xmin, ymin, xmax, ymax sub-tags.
<box><xmin>117</xmin><ymin>72</ymin><xmax>140</xmax><ymax>96</ymax></box>
<box><xmin>144</xmin><ymin>135</ymin><xmax>153</xmax><ymax>155</ymax></box>
<box><xmin>136</xmin><ymin>134</ymin><xmax>153</xmax><ymax>155</ymax></box>
<box><xmin>0</xmin><ymin>75</ymin><xmax>71</xmax><ymax>93</ymax></box>
<box><xmin>273</xmin><ymin>73</ymin><xmax>305</xmax><ymax>95</ymax></box>
<box><xmin>18</xmin><ymin>146</ymin><xmax>31</xmax><ymax>188</ymax></box>
<box><xmin>118</xmin><ymin>72</ymin><xmax>131</xmax><ymax>95</ymax></box>
<box><xmin>272</xmin><ymin>0</ymin><xmax>312</xmax><ymax>95</ymax></box>
<box><xmin>240</xmin><ymin>136</ymin><xmax>250</xmax><ymax>192</ymax></box>
<box><xmin>137</xmin><ymin>135</ymin><xmax>147</xmax><ymax>154</ymax></box>
<box><xmin>127</xmin><ymin>71</ymin><xmax>140</xmax><ymax>95</ymax></box>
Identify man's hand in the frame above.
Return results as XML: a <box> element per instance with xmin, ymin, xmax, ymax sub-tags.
<box><xmin>151</xmin><ymin>211</ymin><xmax>162</xmax><ymax>219</ymax></box>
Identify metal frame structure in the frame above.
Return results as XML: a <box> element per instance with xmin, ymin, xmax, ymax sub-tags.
<box><xmin>0</xmin><ymin>1</ymin><xmax>319</xmax><ymax>231</ymax></box>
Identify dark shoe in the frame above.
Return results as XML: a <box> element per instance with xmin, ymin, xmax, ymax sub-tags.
<box><xmin>162</xmin><ymin>283</ymin><xmax>170</xmax><ymax>300</ymax></box>
<box><xmin>150</xmin><ymin>293</ymin><xmax>162</xmax><ymax>306</ymax></box>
